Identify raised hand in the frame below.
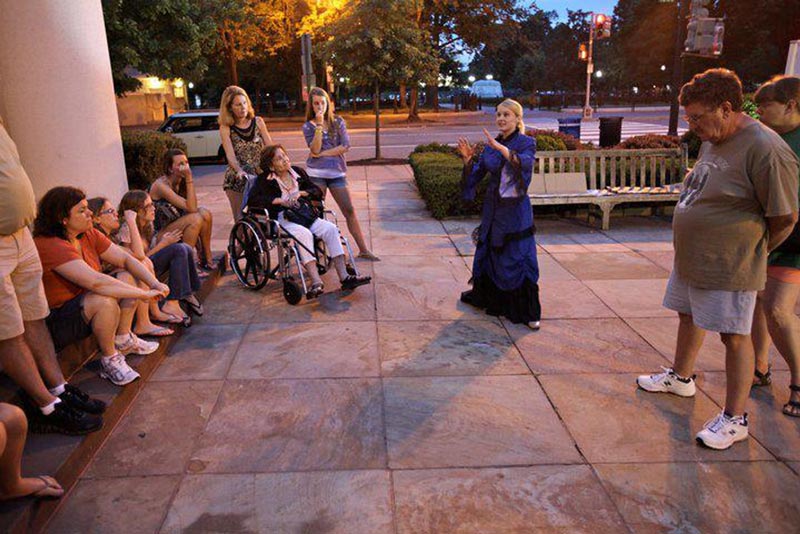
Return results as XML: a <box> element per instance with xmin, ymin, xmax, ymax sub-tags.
<box><xmin>482</xmin><ymin>128</ymin><xmax>503</xmax><ymax>151</ymax></box>
<box><xmin>457</xmin><ymin>137</ymin><xmax>476</xmax><ymax>163</ymax></box>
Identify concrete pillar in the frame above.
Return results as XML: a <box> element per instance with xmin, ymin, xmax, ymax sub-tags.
<box><xmin>0</xmin><ymin>0</ymin><xmax>128</xmax><ymax>203</ymax></box>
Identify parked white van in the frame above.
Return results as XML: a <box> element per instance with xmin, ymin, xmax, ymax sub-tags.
<box><xmin>470</xmin><ymin>80</ymin><xmax>504</xmax><ymax>99</ymax></box>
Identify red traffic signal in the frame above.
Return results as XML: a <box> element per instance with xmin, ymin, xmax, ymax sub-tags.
<box><xmin>594</xmin><ymin>13</ymin><xmax>611</xmax><ymax>39</ymax></box>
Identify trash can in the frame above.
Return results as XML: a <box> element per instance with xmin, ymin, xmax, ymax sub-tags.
<box><xmin>599</xmin><ymin>116</ymin><xmax>624</xmax><ymax>147</ymax></box>
<box><xmin>557</xmin><ymin>117</ymin><xmax>581</xmax><ymax>140</ymax></box>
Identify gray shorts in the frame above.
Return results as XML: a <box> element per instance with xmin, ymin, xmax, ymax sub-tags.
<box><xmin>662</xmin><ymin>271</ymin><xmax>757</xmax><ymax>335</ymax></box>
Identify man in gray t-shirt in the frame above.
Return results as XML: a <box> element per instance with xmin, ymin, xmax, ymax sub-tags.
<box><xmin>636</xmin><ymin>69</ymin><xmax>800</xmax><ymax>451</ymax></box>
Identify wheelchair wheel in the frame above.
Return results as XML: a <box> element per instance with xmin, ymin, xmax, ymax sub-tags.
<box><xmin>282</xmin><ymin>278</ymin><xmax>303</xmax><ymax>305</ymax></box>
<box><xmin>228</xmin><ymin>218</ymin><xmax>270</xmax><ymax>290</ymax></box>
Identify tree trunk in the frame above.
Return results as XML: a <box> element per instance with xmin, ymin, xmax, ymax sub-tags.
<box><xmin>406</xmin><ymin>86</ymin><xmax>420</xmax><ymax>122</ymax></box>
<box><xmin>399</xmin><ymin>82</ymin><xmax>407</xmax><ymax>109</ymax></box>
<box><xmin>254</xmin><ymin>85</ymin><xmax>263</xmax><ymax>115</ymax></box>
<box><xmin>374</xmin><ymin>83</ymin><xmax>381</xmax><ymax>160</ymax></box>
<box><xmin>426</xmin><ymin>84</ymin><xmax>439</xmax><ymax>112</ymax></box>
<box><xmin>222</xmin><ymin>29</ymin><xmax>239</xmax><ymax>86</ymax></box>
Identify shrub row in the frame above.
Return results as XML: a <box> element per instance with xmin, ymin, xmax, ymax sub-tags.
<box><xmin>410</xmin><ymin>150</ymin><xmax>484</xmax><ymax>219</ymax></box>
<box><xmin>121</xmin><ymin>130</ymin><xmax>187</xmax><ymax>190</ymax></box>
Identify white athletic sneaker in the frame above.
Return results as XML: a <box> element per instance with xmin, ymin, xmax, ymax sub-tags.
<box><xmin>100</xmin><ymin>353</ymin><xmax>140</xmax><ymax>386</ymax></box>
<box><xmin>115</xmin><ymin>333</ymin><xmax>159</xmax><ymax>356</ymax></box>
<box><xmin>696</xmin><ymin>411</ymin><xmax>749</xmax><ymax>450</ymax></box>
<box><xmin>636</xmin><ymin>366</ymin><xmax>696</xmax><ymax>397</ymax></box>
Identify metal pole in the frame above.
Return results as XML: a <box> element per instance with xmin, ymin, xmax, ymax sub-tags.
<box><xmin>668</xmin><ymin>0</ymin><xmax>688</xmax><ymax>136</ymax></box>
<box><xmin>583</xmin><ymin>13</ymin><xmax>594</xmax><ymax>119</ymax></box>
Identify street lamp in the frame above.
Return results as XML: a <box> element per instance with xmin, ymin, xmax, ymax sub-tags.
<box><xmin>660</xmin><ymin>64</ymin><xmax>667</xmax><ymax>71</ymax></box>
<box><xmin>468</xmin><ymin>75</ymin><xmax>476</xmax><ymax>83</ymax></box>
<box><xmin>485</xmin><ymin>74</ymin><xmax>494</xmax><ymax>80</ymax></box>
<box><xmin>595</xmin><ymin>70</ymin><xmax>603</xmax><ymax>78</ymax></box>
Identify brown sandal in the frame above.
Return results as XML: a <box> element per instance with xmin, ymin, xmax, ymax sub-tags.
<box><xmin>752</xmin><ymin>365</ymin><xmax>772</xmax><ymax>387</ymax></box>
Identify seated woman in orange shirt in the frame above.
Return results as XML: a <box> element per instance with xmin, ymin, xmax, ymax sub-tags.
<box><xmin>34</xmin><ymin>187</ymin><xmax>169</xmax><ymax>386</ymax></box>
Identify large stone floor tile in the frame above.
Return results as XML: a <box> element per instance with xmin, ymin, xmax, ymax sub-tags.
<box><xmin>161</xmin><ymin>471</ymin><xmax>393</xmax><ymax>534</ymax></box>
<box><xmin>638</xmin><ymin>249</ymin><xmax>675</xmax><ymax>272</ymax></box>
<box><xmin>370</xmin><ymin>220</ymin><xmax>446</xmax><ymax>237</ymax></box>
<box><xmin>364</xmin><ymin>164</ymin><xmax>413</xmax><ymax>181</ymax></box>
<box><xmin>369</xmin><ymin>208</ymin><xmax>432</xmax><ymax>221</ymax></box>
<box><xmin>384</xmin><ymin>375</ymin><xmax>581</xmax><ymax>468</ymax></box>
<box><xmin>372</xmin><ymin>255</ymin><xmax>471</xmax><ymax>284</ymax></box>
<box><xmin>536</xmin><ymin>234</ymin><xmax>588</xmax><ymax>254</ymax></box>
<box><xmin>625</xmin><ymin>317</ymin><xmax>787</xmax><ymax>372</ymax></box>
<box><xmin>376</xmin><ymin>280</ymin><xmax>487</xmax><ymax>321</ymax></box>
<box><xmin>379</xmin><ymin>320</ymin><xmax>527</xmax><ymax>377</ymax></box>
<box><xmin>371</xmin><ymin>235</ymin><xmax>458</xmax><ymax>256</ymax></box>
<box><xmin>189</xmin><ymin>379</ymin><xmax>385</xmax><ymax>473</ymax></box>
<box><xmin>85</xmin><ymin>381</ymin><xmax>222</xmax><ymax>478</ymax></box>
<box><xmin>229</xmin><ymin>321</ymin><xmax>379</xmax><ymax>379</ymax></box>
<box><xmin>46</xmin><ymin>475</ymin><xmax>181</xmax><ymax>534</ymax></box>
<box><xmin>539</xmin><ymin>280</ymin><xmax>616</xmax><ymax>319</ymax></box>
<box><xmin>508</xmin><ymin>318</ymin><xmax>669</xmax><ymax>374</ymax></box>
<box><xmin>551</xmin><ymin>252</ymin><xmax>669</xmax><ymax>281</ymax></box>
<box><xmin>195</xmin><ymin>284</ymin><xmax>265</xmax><ymax>325</ymax></box>
<box><xmin>562</xmin><ymin>231</ymin><xmax>630</xmax><ymax>253</ymax></box>
<box><xmin>539</xmin><ymin>373</ymin><xmax>773</xmax><ymax>463</ymax></box>
<box><xmin>595</xmin><ymin>462</ymin><xmax>800</xmax><ymax>534</ymax></box>
<box><xmin>700</xmin><ymin>370</ymin><xmax>800</xmax><ymax>461</ymax></box>
<box><xmin>441</xmin><ymin>218</ymin><xmax>480</xmax><ymax>236</ymax></box>
<box><xmin>449</xmin><ymin>234</ymin><xmax>476</xmax><ymax>257</ymax></box>
<box><xmin>585</xmin><ymin>278</ymin><xmax>673</xmax><ymax>317</ymax></box>
<box><xmin>393</xmin><ymin>466</ymin><xmax>626</xmax><ymax>534</ymax></box>
<box><xmin>537</xmin><ymin>253</ymin><xmax>577</xmax><ymax>281</ymax></box>
<box><xmin>256</xmin><ymin>275</ymin><xmax>377</xmax><ymax>322</ymax></box>
<box><xmin>152</xmin><ymin>324</ymin><xmax>246</xmax><ymax>381</ymax></box>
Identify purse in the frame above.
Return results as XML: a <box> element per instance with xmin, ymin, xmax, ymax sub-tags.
<box><xmin>284</xmin><ymin>198</ymin><xmax>319</xmax><ymax>228</ymax></box>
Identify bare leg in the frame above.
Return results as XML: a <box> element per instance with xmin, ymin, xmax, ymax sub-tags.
<box><xmin>672</xmin><ymin>312</ymin><xmax>706</xmax><ymax>378</ymax></box>
<box><xmin>0</xmin><ymin>335</ymin><xmax>56</xmax><ymax>407</ymax></box>
<box><xmin>762</xmin><ymin>280</ymin><xmax>800</xmax><ymax>407</ymax></box>
<box><xmin>751</xmin><ymin>291</ymin><xmax>772</xmax><ymax>380</ymax></box>
<box><xmin>114</xmin><ymin>272</ymin><xmax>137</xmax><ymax>336</ymax></box>
<box><xmin>198</xmin><ymin>207</ymin><xmax>214</xmax><ymax>263</ymax></box>
<box><xmin>133</xmin><ymin>282</ymin><xmax>164</xmax><ymax>335</ymax></box>
<box><xmin>720</xmin><ymin>333</ymin><xmax>755</xmax><ymax>416</ymax></box>
<box><xmin>160</xmin><ymin>213</ymin><xmax>203</xmax><ymax>249</ymax></box>
<box><xmin>328</xmin><ymin>186</ymin><xmax>373</xmax><ymax>256</ymax></box>
<box><xmin>21</xmin><ymin>319</ymin><xmax>66</xmax><ymax>393</ymax></box>
<box><xmin>0</xmin><ymin>404</ymin><xmax>63</xmax><ymax>500</ymax></box>
<box><xmin>225</xmin><ymin>190</ymin><xmax>244</xmax><ymax>222</ymax></box>
<box><xmin>82</xmin><ymin>293</ymin><xmax>120</xmax><ymax>357</ymax></box>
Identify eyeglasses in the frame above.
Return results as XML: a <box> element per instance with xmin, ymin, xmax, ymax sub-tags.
<box><xmin>100</xmin><ymin>208</ymin><xmax>117</xmax><ymax>216</ymax></box>
<box><xmin>684</xmin><ymin>108</ymin><xmax>717</xmax><ymax>124</ymax></box>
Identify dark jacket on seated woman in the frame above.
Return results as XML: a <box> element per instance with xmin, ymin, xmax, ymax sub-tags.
<box><xmin>246</xmin><ymin>165</ymin><xmax>323</xmax><ymax>219</ymax></box>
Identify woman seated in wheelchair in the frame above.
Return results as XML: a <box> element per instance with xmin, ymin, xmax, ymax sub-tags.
<box><xmin>246</xmin><ymin>144</ymin><xmax>371</xmax><ymax>297</ymax></box>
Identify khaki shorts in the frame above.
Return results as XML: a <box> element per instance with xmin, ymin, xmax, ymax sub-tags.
<box><xmin>663</xmin><ymin>270</ymin><xmax>757</xmax><ymax>335</ymax></box>
<box><xmin>0</xmin><ymin>227</ymin><xmax>50</xmax><ymax>340</ymax></box>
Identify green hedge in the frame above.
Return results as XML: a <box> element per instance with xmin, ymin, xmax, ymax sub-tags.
<box><xmin>121</xmin><ymin>130</ymin><xmax>187</xmax><ymax>189</ymax></box>
<box><xmin>410</xmin><ymin>151</ymin><xmax>485</xmax><ymax>219</ymax></box>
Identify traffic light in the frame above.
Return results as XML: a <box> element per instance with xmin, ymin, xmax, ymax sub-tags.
<box><xmin>578</xmin><ymin>43</ymin><xmax>588</xmax><ymax>61</ymax></box>
<box><xmin>594</xmin><ymin>13</ymin><xmax>611</xmax><ymax>40</ymax></box>
<box><xmin>684</xmin><ymin>1</ymin><xmax>723</xmax><ymax>56</ymax></box>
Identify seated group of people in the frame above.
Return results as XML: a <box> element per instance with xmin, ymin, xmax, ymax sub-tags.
<box><xmin>0</xmin><ymin>128</ymin><xmax>213</xmax><ymax>500</ymax></box>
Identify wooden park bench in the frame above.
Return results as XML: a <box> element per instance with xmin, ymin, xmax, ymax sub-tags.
<box><xmin>529</xmin><ymin>146</ymin><xmax>688</xmax><ymax>230</ymax></box>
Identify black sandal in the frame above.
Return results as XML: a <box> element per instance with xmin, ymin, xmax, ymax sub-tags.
<box><xmin>182</xmin><ymin>295</ymin><xmax>204</xmax><ymax>316</ymax></box>
<box><xmin>341</xmin><ymin>274</ymin><xmax>371</xmax><ymax>291</ymax></box>
<box><xmin>307</xmin><ymin>282</ymin><xmax>324</xmax><ymax>299</ymax></box>
<box><xmin>753</xmin><ymin>365</ymin><xmax>772</xmax><ymax>387</ymax></box>
<box><xmin>783</xmin><ymin>384</ymin><xmax>800</xmax><ymax>418</ymax></box>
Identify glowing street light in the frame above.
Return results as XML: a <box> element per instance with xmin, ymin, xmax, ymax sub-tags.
<box><xmin>485</xmin><ymin>74</ymin><xmax>494</xmax><ymax>80</ymax></box>
<box><xmin>660</xmin><ymin>64</ymin><xmax>667</xmax><ymax>71</ymax></box>
<box><xmin>595</xmin><ymin>70</ymin><xmax>603</xmax><ymax>78</ymax></box>
<box><xmin>468</xmin><ymin>75</ymin><xmax>476</xmax><ymax>83</ymax></box>
<box><xmin>187</xmin><ymin>82</ymin><xmax>194</xmax><ymax>89</ymax></box>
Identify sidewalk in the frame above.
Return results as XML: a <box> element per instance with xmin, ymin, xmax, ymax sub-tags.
<box><xmin>45</xmin><ymin>165</ymin><xmax>800</xmax><ymax>533</ymax></box>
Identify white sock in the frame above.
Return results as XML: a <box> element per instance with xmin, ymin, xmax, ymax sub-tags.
<box><xmin>40</xmin><ymin>398</ymin><xmax>61</xmax><ymax>415</ymax></box>
<box><xmin>49</xmin><ymin>383</ymin><xmax>67</xmax><ymax>396</ymax></box>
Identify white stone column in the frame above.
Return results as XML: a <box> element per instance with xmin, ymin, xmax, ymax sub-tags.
<box><xmin>0</xmin><ymin>0</ymin><xmax>128</xmax><ymax>203</ymax></box>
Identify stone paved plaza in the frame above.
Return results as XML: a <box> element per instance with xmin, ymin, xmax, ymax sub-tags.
<box><xmin>45</xmin><ymin>165</ymin><xmax>800</xmax><ymax>533</ymax></box>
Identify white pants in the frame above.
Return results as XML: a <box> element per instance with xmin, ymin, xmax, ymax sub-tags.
<box><xmin>278</xmin><ymin>214</ymin><xmax>344</xmax><ymax>264</ymax></box>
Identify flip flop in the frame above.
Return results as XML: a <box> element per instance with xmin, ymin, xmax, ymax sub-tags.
<box><xmin>357</xmin><ymin>251</ymin><xmax>381</xmax><ymax>261</ymax></box>
<box><xmin>155</xmin><ymin>313</ymin><xmax>185</xmax><ymax>325</ymax></box>
<box><xmin>134</xmin><ymin>326</ymin><xmax>174</xmax><ymax>338</ymax></box>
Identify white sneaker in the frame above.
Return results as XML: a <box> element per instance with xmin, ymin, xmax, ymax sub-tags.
<box><xmin>100</xmin><ymin>354</ymin><xmax>140</xmax><ymax>386</ymax></box>
<box><xmin>696</xmin><ymin>411</ymin><xmax>749</xmax><ymax>450</ymax></box>
<box><xmin>115</xmin><ymin>333</ymin><xmax>159</xmax><ymax>356</ymax></box>
<box><xmin>527</xmin><ymin>321</ymin><xmax>541</xmax><ymax>331</ymax></box>
<box><xmin>636</xmin><ymin>366</ymin><xmax>696</xmax><ymax>397</ymax></box>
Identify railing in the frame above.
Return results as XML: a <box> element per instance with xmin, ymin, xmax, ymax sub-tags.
<box><xmin>534</xmin><ymin>146</ymin><xmax>689</xmax><ymax>189</ymax></box>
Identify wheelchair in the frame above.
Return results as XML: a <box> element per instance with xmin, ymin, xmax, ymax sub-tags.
<box><xmin>227</xmin><ymin>203</ymin><xmax>360</xmax><ymax>305</ymax></box>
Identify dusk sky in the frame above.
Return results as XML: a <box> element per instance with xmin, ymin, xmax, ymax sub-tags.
<box><xmin>534</xmin><ymin>0</ymin><xmax>618</xmax><ymax>19</ymax></box>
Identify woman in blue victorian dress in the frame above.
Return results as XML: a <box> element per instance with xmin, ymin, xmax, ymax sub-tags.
<box><xmin>457</xmin><ymin>99</ymin><xmax>541</xmax><ymax>330</ymax></box>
